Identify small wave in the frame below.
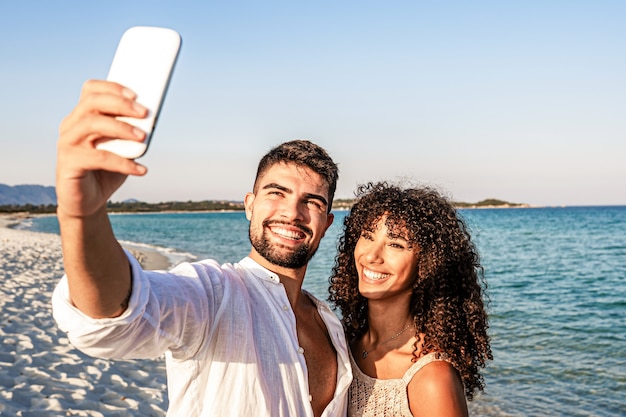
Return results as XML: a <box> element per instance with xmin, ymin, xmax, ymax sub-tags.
<box><xmin>118</xmin><ymin>240</ymin><xmax>197</xmax><ymax>268</ymax></box>
<box><xmin>1</xmin><ymin>216</ymin><xmax>33</xmax><ymax>230</ymax></box>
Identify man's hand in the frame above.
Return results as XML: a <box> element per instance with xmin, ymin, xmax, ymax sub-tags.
<box><xmin>56</xmin><ymin>79</ymin><xmax>149</xmax><ymax>219</ymax></box>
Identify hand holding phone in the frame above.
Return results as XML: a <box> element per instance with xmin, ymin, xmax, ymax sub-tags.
<box><xmin>96</xmin><ymin>26</ymin><xmax>181</xmax><ymax>159</ymax></box>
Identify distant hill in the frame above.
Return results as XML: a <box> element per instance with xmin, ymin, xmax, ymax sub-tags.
<box><xmin>0</xmin><ymin>184</ymin><xmax>57</xmax><ymax>205</ymax></box>
<box><xmin>453</xmin><ymin>198</ymin><xmax>529</xmax><ymax>209</ymax></box>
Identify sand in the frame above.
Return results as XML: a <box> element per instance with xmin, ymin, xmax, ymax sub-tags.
<box><xmin>0</xmin><ymin>215</ymin><xmax>169</xmax><ymax>416</ymax></box>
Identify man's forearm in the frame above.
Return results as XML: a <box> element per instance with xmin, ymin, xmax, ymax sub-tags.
<box><xmin>58</xmin><ymin>206</ymin><xmax>132</xmax><ymax>318</ymax></box>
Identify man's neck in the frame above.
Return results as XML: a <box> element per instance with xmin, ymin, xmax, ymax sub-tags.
<box><xmin>247</xmin><ymin>250</ymin><xmax>308</xmax><ymax>308</ymax></box>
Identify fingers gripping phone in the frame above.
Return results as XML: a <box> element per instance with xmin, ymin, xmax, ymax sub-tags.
<box><xmin>96</xmin><ymin>26</ymin><xmax>181</xmax><ymax>159</ymax></box>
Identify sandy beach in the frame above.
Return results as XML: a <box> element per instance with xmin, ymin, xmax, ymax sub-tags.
<box><xmin>0</xmin><ymin>215</ymin><xmax>169</xmax><ymax>416</ymax></box>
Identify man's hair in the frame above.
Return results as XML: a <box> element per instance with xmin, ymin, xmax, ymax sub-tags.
<box><xmin>253</xmin><ymin>140</ymin><xmax>339</xmax><ymax>212</ymax></box>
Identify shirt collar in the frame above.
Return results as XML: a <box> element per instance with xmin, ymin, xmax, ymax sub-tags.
<box><xmin>239</xmin><ymin>256</ymin><xmax>281</xmax><ymax>284</ymax></box>
<box><xmin>238</xmin><ymin>257</ymin><xmax>332</xmax><ymax>314</ymax></box>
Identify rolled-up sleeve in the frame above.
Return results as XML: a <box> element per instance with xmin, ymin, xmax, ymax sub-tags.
<box><xmin>52</xmin><ymin>250</ymin><xmax>214</xmax><ymax>361</ymax></box>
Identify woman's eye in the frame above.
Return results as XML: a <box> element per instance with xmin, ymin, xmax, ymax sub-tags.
<box><xmin>389</xmin><ymin>239</ymin><xmax>410</xmax><ymax>250</ymax></box>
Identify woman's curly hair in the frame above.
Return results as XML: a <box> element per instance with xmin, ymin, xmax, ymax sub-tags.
<box><xmin>328</xmin><ymin>181</ymin><xmax>492</xmax><ymax>400</ymax></box>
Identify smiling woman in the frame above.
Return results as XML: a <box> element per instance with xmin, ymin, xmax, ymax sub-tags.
<box><xmin>329</xmin><ymin>181</ymin><xmax>492</xmax><ymax>417</ymax></box>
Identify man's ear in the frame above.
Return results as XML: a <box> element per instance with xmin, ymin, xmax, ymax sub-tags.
<box><xmin>321</xmin><ymin>212</ymin><xmax>334</xmax><ymax>238</ymax></box>
<box><xmin>244</xmin><ymin>192</ymin><xmax>255</xmax><ymax>221</ymax></box>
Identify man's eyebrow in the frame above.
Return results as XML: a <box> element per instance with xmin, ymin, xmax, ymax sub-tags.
<box><xmin>262</xmin><ymin>183</ymin><xmax>328</xmax><ymax>207</ymax></box>
<box><xmin>262</xmin><ymin>183</ymin><xmax>291</xmax><ymax>193</ymax></box>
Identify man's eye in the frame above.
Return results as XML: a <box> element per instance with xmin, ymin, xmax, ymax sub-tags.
<box><xmin>306</xmin><ymin>200</ymin><xmax>323</xmax><ymax>210</ymax></box>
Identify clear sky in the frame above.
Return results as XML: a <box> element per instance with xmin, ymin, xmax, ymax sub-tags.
<box><xmin>1</xmin><ymin>1</ymin><xmax>624</xmax><ymax>206</ymax></box>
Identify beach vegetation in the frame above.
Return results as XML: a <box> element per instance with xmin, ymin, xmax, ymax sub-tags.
<box><xmin>0</xmin><ymin>198</ymin><xmax>528</xmax><ymax>214</ymax></box>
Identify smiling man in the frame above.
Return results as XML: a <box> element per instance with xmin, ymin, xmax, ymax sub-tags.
<box><xmin>52</xmin><ymin>80</ymin><xmax>351</xmax><ymax>417</ymax></box>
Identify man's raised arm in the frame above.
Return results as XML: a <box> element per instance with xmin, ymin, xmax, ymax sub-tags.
<box><xmin>56</xmin><ymin>80</ymin><xmax>149</xmax><ymax>318</ymax></box>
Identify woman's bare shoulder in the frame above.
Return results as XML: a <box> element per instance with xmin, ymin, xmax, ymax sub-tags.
<box><xmin>407</xmin><ymin>359</ymin><xmax>468</xmax><ymax>417</ymax></box>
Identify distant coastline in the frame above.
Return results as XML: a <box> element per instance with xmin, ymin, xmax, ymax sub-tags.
<box><xmin>453</xmin><ymin>199</ymin><xmax>531</xmax><ymax>209</ymax></box>
<box><xmin>0</xmin><ymin>197</ymin><xmax>530</xmax><ymax>215</ymax></box>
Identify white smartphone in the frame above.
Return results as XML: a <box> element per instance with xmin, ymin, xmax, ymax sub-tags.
<box><xmin>96</xmin><ymin>26</ymin><xmax>182</xmax><ymax>159</ymax></box>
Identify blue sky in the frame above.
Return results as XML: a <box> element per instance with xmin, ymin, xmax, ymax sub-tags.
<box><xmin>1</xmin><ymin>1</ymin><xmax>624</xmax><ymax>206</ymax></box>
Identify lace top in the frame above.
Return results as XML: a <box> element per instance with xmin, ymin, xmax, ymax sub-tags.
<box><xmin>348</xmin><ymin>351</ymin><xmax>450</xmax><ymax>417</ymax></box>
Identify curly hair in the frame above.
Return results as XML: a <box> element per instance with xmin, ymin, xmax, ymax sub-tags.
<box><xmin>328</xmin><ymin>181</ymin><xmax>492</xmax><ymax>400</ymax></box>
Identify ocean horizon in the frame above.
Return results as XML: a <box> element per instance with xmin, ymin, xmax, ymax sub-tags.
<box><xmin>25</xmin><ymin>205</ymin><xmax>626</xmax><ymax>416</ymax></box>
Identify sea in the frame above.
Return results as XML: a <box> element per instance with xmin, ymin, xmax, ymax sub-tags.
<box><xmin>25</xmin><ymin>205</ymin><xmax>626</xmax><ymax>417</ymax></box>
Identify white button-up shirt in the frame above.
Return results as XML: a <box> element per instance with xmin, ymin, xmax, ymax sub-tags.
<box><xmin>52</xmin><ymin>254</ymin><xmax>352</xmax><ymax>417</ymax></box>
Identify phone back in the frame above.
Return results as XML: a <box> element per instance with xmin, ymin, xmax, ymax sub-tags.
<box><xmin>98</xmin><ymin>26</ymin><xmax>181</xmax><ymax>159</ymax></box>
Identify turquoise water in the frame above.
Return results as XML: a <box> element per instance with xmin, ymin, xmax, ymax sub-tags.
<box><xmin>28</xmin><ymin>206</ymin><xmax>626</xmax><ymax>416</ymax></box>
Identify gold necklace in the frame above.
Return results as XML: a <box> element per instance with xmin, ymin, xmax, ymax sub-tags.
<box><xmin>361</xmin><ymin>322</ymin><xmax>413</xmax><ymax>359</ymax></box>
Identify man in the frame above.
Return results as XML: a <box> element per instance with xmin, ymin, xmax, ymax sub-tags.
<box><xmin>52</xmin><ymin>80</ymin><xmax>352</xmax><ymax>416</ymax></box>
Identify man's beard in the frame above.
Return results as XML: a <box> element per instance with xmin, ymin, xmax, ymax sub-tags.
<box><xmin>249</xmin><ymin>220</ymin><xmax>318</xmax><ymax>269</ymax></box>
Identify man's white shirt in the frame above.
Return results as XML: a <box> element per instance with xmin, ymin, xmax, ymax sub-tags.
<box><xmin>53</xmin><ymin>254</ymin><xmax>352</xmax><ymax>417</ymax></box>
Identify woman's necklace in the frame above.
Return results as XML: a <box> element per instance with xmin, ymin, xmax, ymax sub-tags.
<box><xmin>361</xmin><ymin>322</ymin><xmax>413</xmax><ymax>359</ymax></box>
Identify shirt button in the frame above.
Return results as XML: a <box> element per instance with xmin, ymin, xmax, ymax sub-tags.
<box><xmin>298</xmin><ymin>347</ymin><xmax>305</xmax><ymax>354</ymax></box>
<box><xmin>282</xmin><ymin>305</ymin><xmax>289</xmax><ymax>311</ymax></box>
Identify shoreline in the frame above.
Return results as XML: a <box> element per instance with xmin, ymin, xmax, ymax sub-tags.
<box><xmin>1</xmin><ymin>213</ymin><xmax>173</xmax><ymax>271</ymax></box>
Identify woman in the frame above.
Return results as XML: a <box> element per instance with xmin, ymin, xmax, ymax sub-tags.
<box><xmin>329</xmin><ymin>182</ymin><xmax>492</xmax><ymax>417</ymax></box>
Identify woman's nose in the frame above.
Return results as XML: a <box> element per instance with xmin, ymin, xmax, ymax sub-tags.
<box><xmin>363</xmin><ymin>242</ymin><xmax>384</xmax><ymax>263</ymax></box>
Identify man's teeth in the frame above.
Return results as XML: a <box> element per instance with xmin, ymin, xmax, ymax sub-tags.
<box><xmin>273</xmin><ymin>227</ymin><xmax>304</xmax><ymax>240</ymax></box>
<box><xmin>364</xmin><ymin>269</ymin><xmax>389</xmax><ymax>280</ymax></box>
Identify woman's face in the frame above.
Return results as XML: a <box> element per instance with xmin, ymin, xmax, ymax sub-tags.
<box><xmin>354</xmin><ymin>216</ymin><xmax>419</xmax><ymax>301</ymax></box>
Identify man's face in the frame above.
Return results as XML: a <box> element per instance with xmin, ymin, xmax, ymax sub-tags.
<box><xmin>244</xmin><ymin>162</ymin><xmax>334</xmax><ymax>270</ymax></box>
